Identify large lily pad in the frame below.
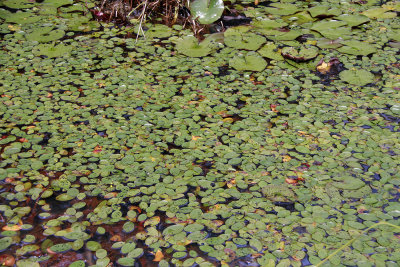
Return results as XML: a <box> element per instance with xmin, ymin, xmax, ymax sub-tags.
<box><xmin>32</xmin><ymin>43</ymin><xmax>72</xmax><ymax>58</ymax></box>
<box><xmin>281</xmin><ymin>45</ymin><xmax>319</xmax><ymax>62</ymax></box>
<box><xmin>25</xmin><ymin>27</ymin><xmax>65</xmax><ymax>43</ymax></box>
<box><xmin>339</xmin><ymin>69</ymin><xmax>374</xmax><ymax>86</ymax></box>
<box><xmin>258</xmin><ymin>43</ymin><xmax>284</xmax><ymax>61</ymax></box>
<box><xmin>311</xmin><ymin>20</ymin><xmax>352</xmax><ymax>39</ymax></box>
<box><xmin>175</xmin><ymin>35</ymin><xmax>220</xmax><ymax>57</ymax></box>
<box><xmin>337</xmin><ymin>40</ymin><xmax>377</xmax><ymax>56</ymax></box>
<box><xmin>264</xmin><ymin>3</ymin><xmax>299</xmax><ymax>16</ymax></box>
<box><xmin>224</xmin><ymin>26</ymin><xmax>266</xmax><ymax>50</ymax></box>
<box><xmin>308</xmin><ymin>5</ymin><xmax>341</xmax><ymax>17</ymax></box>
<box><xmin>336</xmin><ymin>14</ymin><xmax>370</xmax><ymax>27</ymax></box>
<box><xmin>189</xmin><ymin>0</ymin><xmax>224</xmax><ymax>24</ymax></box>
<box><xmin>0</xmin><ymin>9</ymin><xmax>40</xmax><ymax>24</ymax></box>
<box><xmin>3</xmin><ymin>0</ymin><xmax>36</xmax><ymax>9</ymax></box>
<box><xmin>362</xmin><ymin>7</ymin><xmax>397</xmax><ymax>19</ymax></box>
<box><xmin>229</xmin><ymin>52</ymin><xmax>267</xmax><ymax>71</ymax></box>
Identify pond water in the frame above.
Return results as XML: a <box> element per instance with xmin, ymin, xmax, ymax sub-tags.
<box><xmin>0</xmin><ymin>0</ymin><xmax>400</xmax><ymax>266</ymax></box>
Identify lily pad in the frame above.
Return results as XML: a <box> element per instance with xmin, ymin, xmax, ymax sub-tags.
<box><xmin>336</xmin><ymin>14</ymin><xmax>370</xmax><ymax>27</ymax></box>
<box><xmin>3</xmin><ymin>0</ymin><xmax>36</xmax><ymax>9</ymax></box>
<box><xmin>224</xmin><ymin>27</ymin><xmax>266</xmax><ymax>50</ymax></box>
<box><xmin>331</xmin><ymin>176</ymin><xmax>365</xmax><ymax>190</ymax></box>
<box><xmin>25</xmin><ymin>27</ymin><xmax>65</xmax><ymax>43</ymax></box>
<box><xmin>0</xmin><ymin>9</ymin><xmax>40</xmax><ymax>24</ymax></box>
<box><xmin>189</xmin><ymin>0</ymin><xmax>224</xmax><ymax>24</ymax></box>
<box><xmin>229</xmin><ymin>52</ymin><xmax>267</xmax><ymax>72</ymax></box>
<box><xmin>339</xmin><ymin>69</ymin><xmax>374</xmax><ymax>86</ymax></box>
<box><xmin>337</xmin><ymin>40</ymin><xmax>377</xmax><ymax>56</ymax></box>
<box><xmin>264</xmin><ymin>3</ymin><xmax>299</xmax><ymax>16</ymax></box>
<box><xmin>258</xmin><ymin>43</ymin><xmax>284</xmax><ymax>61</ymax></box>
<box><xmin>175</xmin><ymin>35</ymin><xmax>220</xmax><ymax>57</ymax></box>
<box><xmin>140</xmin><ymin>24</ymin><xmax>174</xmax><ymax>39</ymax></box>
<box><xmin>32</xmin><ymin>43</ymin><xmax>72</xmax><ymax>58</ymax></box>
<box><xmin>316</xmin><ymin>38</ymin><xmax>343</xmax><ymax>49</ymax></box>
<box><xmin>163</xmin><ymin>224</ymin><xmax>184</xmax><ymax>235</ymax></box>
<box><xmin>281</xmin><ymin>45</ymin><xmax>318</xmax><ymax>62</ymax></box>
<box><xmin>252</xmin><ymin>19</ymin><xmax>288</xmax><ymax>30</ymax></box>
<box><xmin>362</xmin><ymin>7</ymin><xmax>397</xmax><ymax>19</ymax></box>
<box><xmin>42</xmin><ymin>0</ymin><xmax>73</xmax><ymax>8</ymax></box>
<box><xmin>260</xmin><ymin>29</ymin><xmax>303</xmax><ymax>41</ymax></box>
<box><xmin>311</xmin><ymin>20</ymin><xmax>352</xmax><ymax>39</ymax></box>
<box><xmin>308</xmin><ymin>5</ymin><xmax>341</xmax><ymax>17</ymax></box>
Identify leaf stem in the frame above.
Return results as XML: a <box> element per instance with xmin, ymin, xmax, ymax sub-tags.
<box><xmin>316</xmin><ymin>221</ymin><xmax>400</xmax><ymax>267</ymax></box>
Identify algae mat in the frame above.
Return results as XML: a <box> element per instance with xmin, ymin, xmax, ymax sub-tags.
<box><xmin>0</xmin><ymin>0</ymin><xmax>400</xmax><ymax>266</ymax></box>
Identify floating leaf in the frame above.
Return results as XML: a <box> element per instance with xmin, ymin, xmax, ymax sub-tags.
<box><xmin>264</xmin><ymin>3</ymin><xmax>299</xmax><ymax>15</ymax></box>
<box><xmin>189</xmin><ymin>0</ymin><xmax>224</xmax><ymax>24</ymax></box>
<box><xmin>163</xmin><ymin>224</ymin><xmax>184</xmax><ymax>235</ymax></box>
<box><xmin>25</xmin><ymin>27</ymin><xmax>65</xmax><ymax>43</ymax></box>
<box><xmin>142</xmin><ymin>24</ymin><xmax>174</xmax><ymax>39</ymax></box>
<box><xmin>337</xmin><ymin>40</ymin><xmax>377</xmax><ymax>56</ymax></box>
<box><xmin>252</xmin><ymin>19</ymin><xmax>287</xmax><ymax>30</ymax></box>
<box><xmin>260</xmin><ymin>29</ymin><xmax>302</xmax><ymax>41</ymax></box>
<box><xmin>332</xmin><ymin>176</ymin><xmax>365</xmax><ymax>190</ymax></box>
<box><xmin>42</xmin><ymin>0</ymin><xmax>73</xmax><ymax>7</ymax></box>
<box><xmin>308</xmin><ymin>6</ymin><xmax>341</xmax><ymax>17</ymax></box>
<box><xmin>281</xmin><ymin>45</ymin><xmax>318</xmax><ymax>62</ymax></box>
<box><xmin>32</xmin><ymin>43</ymin><xmax>72</xmax><ymax>58</ymax></box>
<box><xmin>0</xmin><ymin>254</ymin><xmax>15</xmax><ymax>266</ymax></box>
<box><xmin>311</xmin><ymin>20</ymin><xmax>352</xmax><ymax>39</ymax></box>
<box><xmin>175</xmin><ymin>35</ymin><xmax>220</xmax><ymax>57</ymax></box>
<box><xmin>229</xmin><ymin>52</ymin><xmax>267</xmax><ymax>72</ymax></box>
<box><xmin>0</xmin><ymin>237</ymin><xmax>13</xmax><ymax>252</ymax></box>
<box><xmin>123</xmin><ymin>221</ymin><xmax>135</xmax><ymax>233</ymax></box>
<box><xmin>224</xmin><ymin>27</ymin><xmax>266</xmax><ymax>50</ymax></box>
<box><xmin>69</xmin><ymin>260</ymin><xmax>85</xmax><ymax>267</ymax></box>
<box><xmin>0</xmin><ymin>9</ymin><xmax>40</xmax><ymax>24</ymax></box>
<box><xmin>127</xmin><ymin>248</ymin><xmax>144</xmax><ymax>258</ymax></box>
<box><xmin>16</xmin><ymin>245</ymin><xmax>40</xmax><ymax>256</ymax></box>
<box><xmin>3</xmin><ymin>0</ymin><xmax>36</xmax><ymax>9</ymax></box>
<box><xmin>316</xmin><ymin>38</ymin><xmax>343</xmax><ymax>49</ymax></box>
<box><xmin>339</xmin><ymin>69</ymin><xmax>374</xmax><ymax>86</ymax></box>
<box><xmin>153</xmin><ymin>250</ymin><xmax>164</xmax><ymax>262</ymax></box>
<box><xmin>336</xmin><ymin>14</ymin><xmax>370</xmax><ymax>27</ymax></box>
<box><xmin>144</xmin><ymin>216</ymin><xmax>160</xmax><ymax>227</ymax></box>
<box><xmin>117</xmin><ymin>257</ymin><xmax>135</xmax><ymax>267</ymax></box>
<box><xmin>257</xmin><ymin>43</ymin><xmax>284</xmax><ymax>61</ymax></box>
<box><xmin>64</xmin><ymin>231</ymin><xmax>90</xmax><ymax>241</ymax></box>
<box><xmin>362</xmin><ymin>7</ymin><xmax>397</xmax><ymax>19</ymax></box>
<box><xmin>49</xmin><ymin>243</ymin><xmax>72</xmax><ymax>253</ymax></box>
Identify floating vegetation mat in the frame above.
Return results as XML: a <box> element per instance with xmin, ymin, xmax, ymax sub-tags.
<box><xmin>0</xmin><ymin>0</ymin><xmax>400</xmax><ymax>266</ymax></box>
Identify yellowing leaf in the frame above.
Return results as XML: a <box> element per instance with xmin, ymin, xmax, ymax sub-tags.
<box><xmin>2</xmin><ymin>224</ymin><xmax>21</xmax><ymax>231</ymax></box>
<box><xmin>153</xmin><ymin>250</ymin><xmax>164</xmax><ymax>262</ymax></box>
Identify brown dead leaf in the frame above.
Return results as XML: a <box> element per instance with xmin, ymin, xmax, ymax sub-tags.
<box><xmin>0</xmin><ymin>254</ymin><xmax>15</xmax><ymax>266</ymax></box>
<box><xmin>110</xmin><ymin>235</ymin><xmax>122</xmax><ymax>242</ymax></box>
<box><xmin>317</xmin><ymin>60</ymin><xmax>331</xmax><ymax>74</ymax></box>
